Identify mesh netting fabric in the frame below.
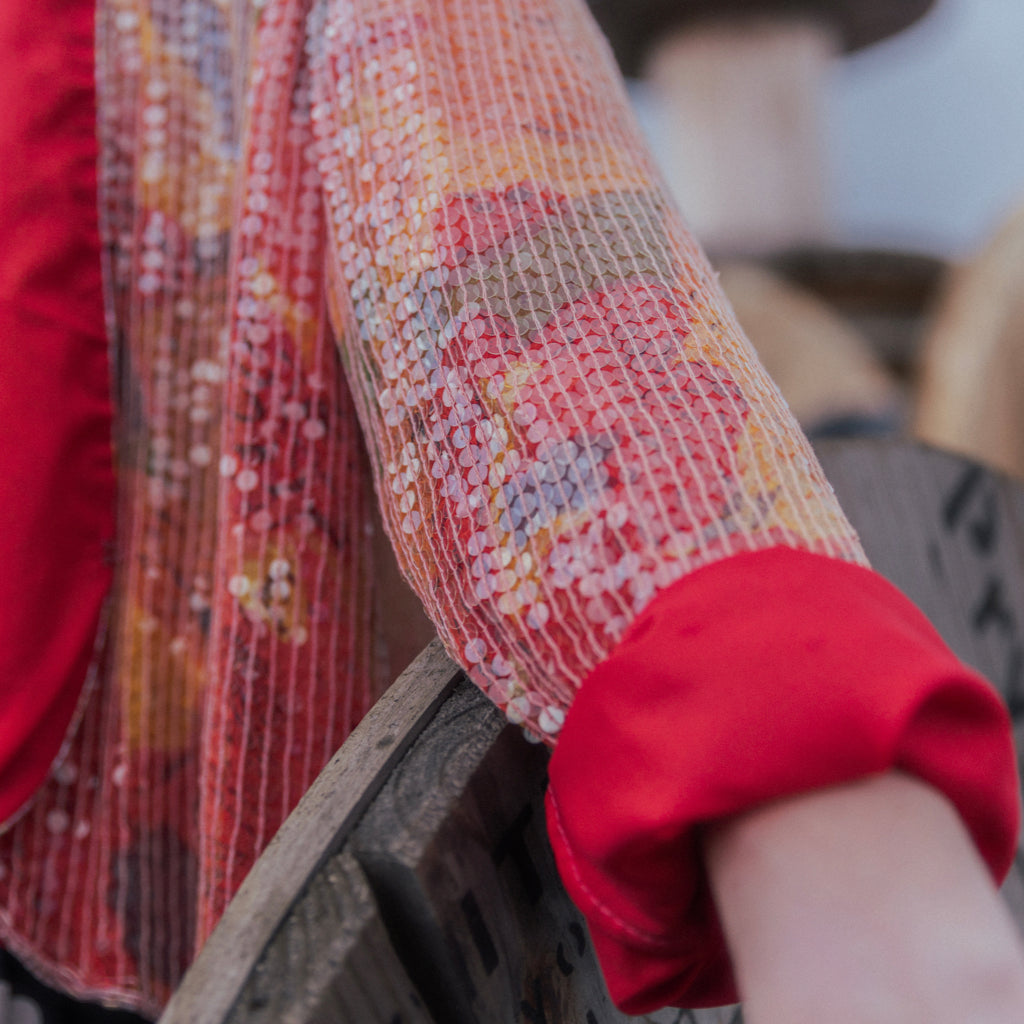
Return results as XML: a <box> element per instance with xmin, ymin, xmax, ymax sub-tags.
<box><xmin>306</xmin><ymin>0</ymin><xmax>865</xmax><ymax>724</ymax></box>
<box><xmin>0</xmin><ymin>0</ymin><xmax>863</xmax><ymax>1013</ymax></box>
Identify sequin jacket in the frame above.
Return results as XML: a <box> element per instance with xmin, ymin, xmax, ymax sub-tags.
<box><xmin>0</xmin><ymin>0</ymin><xmax>1015</xmax><ymax>1015</ymax></box>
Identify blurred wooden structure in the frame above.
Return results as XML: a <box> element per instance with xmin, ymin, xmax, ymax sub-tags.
<box><xmin>645</xmin><ymin>19</ymin><xmax>834</xmax><ymax>254</ymax></box>
<box><xmin>160</xmin><ymin>438</ymin><xmax>1024</xmax><ymax>1024</ymax></box>
<box><xmin>586</xmin><ymin>0</ymin><xmax>934</xmax><ymax>254</ymax></box>
<box><xmin>719</xmin><ymin>261</ymin><xmax>903</xmax><ymax>434</ymax></box>
<box><xmin>914</xmin><ymin>203</ymin><xmax>1024</xmax><ymax>482</ymax></box>
<box><xmin>765</xmin><ymin>247</ymin><xmax>944</xmax><ymax>377</ymax></box>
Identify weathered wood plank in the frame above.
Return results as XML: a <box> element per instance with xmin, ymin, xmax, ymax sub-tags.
<box><xmin>350</xmin><ymin>677</ymin><xmax>741</xmax><ymax>1023</ymax></box>
<box><xmin>226</xmin><ymin>851</ymin><xmax>433</xmax><ymax>1024</ymax></box>
<box><xmin>160</xmin><ymin>640</ymin><xmax>462</xmax><ymax>1024</ymax></box>
<box><xmin>166</xmin><ymin>440</ymin><xmax>1024</xmax><ymax>1024</ymax></box>
<box><xmin>350</xmin><ymin>683</ymin><xmax>512</xmax><ymax>1024</ymax></box>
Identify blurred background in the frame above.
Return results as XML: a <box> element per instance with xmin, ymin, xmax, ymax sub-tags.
<box><xmin>589</xmin><ymin>0</ymin><xmax>1024</xmax><ymax>478</ymax></box>
<box><xmin>620</xmin><ymin>0</ymin><xmax>1024</xmax><ymax>259</ymax></box>
<box><xmin>826</xmin><ymin>0</ymin><xmax>1024</xmax><ymax>259</ymax></box>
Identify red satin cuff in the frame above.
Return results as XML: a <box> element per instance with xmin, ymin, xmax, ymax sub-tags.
<box><xmin>545</xmin><ymin>546</ymin><xmax>1020</xmax><ymax>1012</ymax></box>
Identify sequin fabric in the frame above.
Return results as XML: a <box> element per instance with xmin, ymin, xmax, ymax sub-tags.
<box><xmin>0</xmin><ymin>0</ymin><xmax>864</xmax><ymax>1013</ymax></box>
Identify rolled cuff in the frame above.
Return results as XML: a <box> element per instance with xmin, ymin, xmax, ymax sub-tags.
<box><xmin>545</xmin><ymin>546</ymin><xmax>1020</xmax><ymax>1012</ymax></box>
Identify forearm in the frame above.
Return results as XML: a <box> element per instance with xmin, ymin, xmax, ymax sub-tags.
<box><xmin>303</xmin><ymin>0</ymin><xmax>1021</xmax><ymax>1012</ymax></box>
<box><xmin>705</xmin><ymin>771</ymin><xmax>1024</xmax><ymax>1024</ymax></box>
<box><xmin>310</xmin><ymin>0</ymin><xmax>863</xmax><ymax>735</ymax></box>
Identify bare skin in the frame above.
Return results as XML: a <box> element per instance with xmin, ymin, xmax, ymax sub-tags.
<box><xmin>704</xmin><ymin>771</ymin><xmax>1024</xmax><ymax>1023</ymax></box>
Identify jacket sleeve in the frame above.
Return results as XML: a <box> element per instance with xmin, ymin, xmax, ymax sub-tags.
<box><xmin>293</xmin><ymin>0</ymin><xmax>1018</xmax><ymax>1008</ymax></box>
<box><xmin>305</xmin><ymin>0</ymin><xmax>866</xmax><ymax>727</ymax></box>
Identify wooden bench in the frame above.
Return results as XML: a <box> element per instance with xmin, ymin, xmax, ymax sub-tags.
<box><xmin>159</xmin><ymin>438</ymin><xmax>1024</xmax><ymax>1024</ymax></box>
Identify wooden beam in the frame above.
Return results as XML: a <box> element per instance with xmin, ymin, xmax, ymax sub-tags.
<box><xmin>159</xmin><ymin>641</ymin><xmax>463</xmax><ymax>1024</ymax></box>
<box><xmin>164</xmin><ymin>439</ymin><xmax>1024</xmax><ymax>1024</ymax></box>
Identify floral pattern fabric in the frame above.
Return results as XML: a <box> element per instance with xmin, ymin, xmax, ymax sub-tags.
<box><xmin>0</xmin><ymin>0</ymin><xmax>863</xmax><ymax>1015</ymax></box>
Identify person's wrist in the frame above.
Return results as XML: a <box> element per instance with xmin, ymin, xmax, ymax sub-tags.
<box><xmin>703</xmin><ymin>771</ymin><xmax>1024</xmax><ymax>1023</ymax></box>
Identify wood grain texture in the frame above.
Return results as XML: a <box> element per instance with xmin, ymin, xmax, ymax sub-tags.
<box><xmin>351</xmin><ymin>682</ymin><xmax>509</xmax><ymax>1024</ymax></box>
<box><xmin>160</xmin><ymin>640</ymin><xmax>462</xmax><ymax>1024</ymax></box>
<box><xmin>225</xmin><ymin>850</ymin><xmax>433</xmax><ymax>1024</ymax></box>
<box><xmin>351</xmin><ymin>677</ymin><xmax>741</xmax><ymax>1023</ymax></box>
<box><xmin>164</xmin><ymin>440</ymin><xmax>1024</xmax><ymax>1024</ymax></box>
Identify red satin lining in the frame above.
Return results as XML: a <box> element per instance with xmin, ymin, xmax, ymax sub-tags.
<box><xmin>546</xmin><ymin>546</ymin><xmax>1019</xmax><ymax>1012</ymax></box>
<box><xmin>0</xmin><ymin>0</ymin><xmax>114</xmax><ymax>823</ymax></box>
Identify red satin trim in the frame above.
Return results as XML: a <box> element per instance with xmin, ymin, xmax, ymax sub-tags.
<box><xmin>546</xmin><ymin>547</ymin><xmax>1019</xmax><ymax>1012</ymax></box>
<box><xmin>0</xmin><ymin>0</ymin><xmax>114</xmax><ymax>823</ymax></box>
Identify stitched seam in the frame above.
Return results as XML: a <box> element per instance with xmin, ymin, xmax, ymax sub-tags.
<box><xmin>547</xmin><ymin>788</ymin><xmax>677</xmax><ymax>949</ymax></box>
